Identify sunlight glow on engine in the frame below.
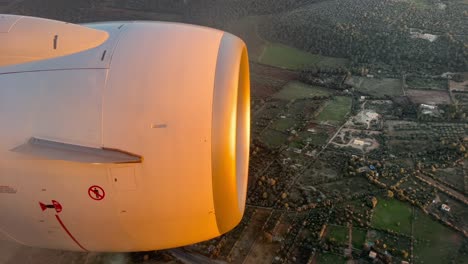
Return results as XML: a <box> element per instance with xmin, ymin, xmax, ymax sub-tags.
<box><xmin>229</xmin><ymin>97</ymin><xmax>238</xmax><ymax>161</ymax></box>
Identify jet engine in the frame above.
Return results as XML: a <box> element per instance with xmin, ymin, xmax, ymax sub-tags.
<box><xmin>0</xmin><ymin>14</ymin><xmax>250</xmax><ymax>252</ymax></box>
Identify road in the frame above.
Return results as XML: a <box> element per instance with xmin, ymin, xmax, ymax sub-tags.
<box><xmin>415</xmin><ymin>174</ymin><xmax>468</xmax><ymax>205</ymax></box>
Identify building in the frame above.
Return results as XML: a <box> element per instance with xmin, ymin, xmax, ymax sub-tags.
<box><xmin>419</xmin><ymin>104</ymin><xmax>441</xmax><ymax>118</ymax></box>
<box><xmin>410</xmin><ymin>31</ymin><xmax>438</xmax><ymax>42</ymax></box>
<box><xmin>369</xmin><ymin>251</ymin><xmax>377</xmax><ymax>259</ymax></box>
<box><xmin>365</xmin><ymin>111</ymin><xmax>380</xmax><ymax>120</ymax></box>
<box><xmin>353</xmin><ymin>139</ymin><xmax>366</xmax><ymax>146</ymax></box>
<box><xmin>420</xmin><ymin>104</ymin><xmax>437</xmax><ymax>110</ymax></box>
<box><xmin>357</xmin><ymin>166</ymin><xmax>371</xmax><ymax>173</ymax></box>
<box><xmin>293</xmin><ymin>148</ymin><xmax>302</xmax><ymax>154</ymax></box>
<box><xmin>441</xmin><ymin>204</ymin><xmax>451</xmax><ymax>212</ymax></box>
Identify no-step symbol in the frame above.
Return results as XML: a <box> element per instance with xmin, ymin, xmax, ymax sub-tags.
<box><xmin>39</xmin><ymin>200</ymin><xmax>62</xmax><ymax>213</ymax></box>
<box><xmin>88</xmin><ymin>185</ymin><xmax>105</xmax><ymax>201</ymax></box>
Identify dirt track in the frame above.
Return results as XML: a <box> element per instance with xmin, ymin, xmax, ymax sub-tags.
<box><xmin>416</xmin><ymin>174</ymin><xmax>468</xmax><ymax>205</ymax></box>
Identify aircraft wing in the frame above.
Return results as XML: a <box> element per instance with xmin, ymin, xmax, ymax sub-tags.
<box><xmin>11</xmin><ymin>137</ymin><xmax>142</xmax><ymax>164</ymax></box>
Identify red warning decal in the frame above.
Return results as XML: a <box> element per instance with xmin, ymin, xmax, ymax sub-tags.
<box><xmin>88</xmin><ymin>185</ymin><xmax>105</xmax><ymax>201</ymax></box>
<box><xmin>52</xmin><ymin>200</ymin><xmax>62</xmax><ymax>213</ymax></box>
<box><xmin>55</xmin><ymin>214</ymin><xmax>88</xmax><ymax>251</ymax></box>
<box><xmin>39</xmin><ymin>200</ymin><xmax>62</xmax><ymax>213</ymax></box>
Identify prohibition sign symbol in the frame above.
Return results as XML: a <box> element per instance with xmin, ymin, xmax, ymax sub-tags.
<box><xmin>88</xmin><ymin>185</ymin><xmax>105</xmax><ymax>201</ymax></box>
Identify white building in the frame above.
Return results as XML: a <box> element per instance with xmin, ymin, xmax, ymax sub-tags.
<box><xmin>353</xmin><ymin>139</ymin><xmax>366</xmax><ymax>146</ymax></box>
<box><xmin>441</xmin><ymin>204</ymin><xmax>451</xmax><ymax>212</ymax></box>
<box><xmin>420</xmin><ymin>104</ymin><xmax>437</xmax><ymax>110</ymax></box>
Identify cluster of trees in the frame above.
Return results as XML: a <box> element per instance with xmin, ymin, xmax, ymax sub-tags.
<box><xmin>107</xmin><ymin>0</ymin><xmax>189</xmax><ymax>13</ymax></box>
<box><xmin>390</xmin><ymin>97</ymin><xmax>418</xmax><ymax>119</ymax></box>
<box><xmin>441</xmin><ymin>104</ymin><xmax>468</xmax><ymax>121</ymax></box>
<box><xmin>179</xmin><ymin>0</ymin><xmax>323</xmax><ymax>28</ymax></box>
<box><xmin>11</xmin><ymin>0</ymin><xmax>98</xmax><ymax>22</ymax></box>
<box><xmin>257</xmin><ymin>0</ymin><xmax>467</xmax><ymax>74</ymax></box>
<box><xmin>412</xmin><ymin>138</ymin><xmax>468</xmax><ymax>164</ymax></box>
<box><xmin>298</xmin><ymin>68</ymin><xmax>351</xmax><ymax>90</ymax></box>
<box><xmin>14</xmin><ymin>0</ymin><xmax>467</xmax><ymax>74</ymax></box>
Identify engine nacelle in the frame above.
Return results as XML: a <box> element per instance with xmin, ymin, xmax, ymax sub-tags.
<box><xmin>0</xmin><ymin>15</ymin><xmax>250</xmax><ymax>252</ymax></box>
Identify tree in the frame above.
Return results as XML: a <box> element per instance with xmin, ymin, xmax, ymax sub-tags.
<box><xmin>459</xmin><ymin>145</ymin><xmax>466</xmax><ymax>153</ymax></box>
<box><xmin>387</xmin><ymin>190</ymin><xmax>394</xmax><ymax>198</ymax></box>
<box><xmin>402</xmin><ymin>250</ymin><xmax>409</xmax><ymax>259</ymax></box>
<box><xmin>371</xmin><ymin>197</ymin><xmax>378</xmax><ymax>208</ymax></box>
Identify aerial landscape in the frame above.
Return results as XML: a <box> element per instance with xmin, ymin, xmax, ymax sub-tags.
<box><xmin>0</xmin><ymin>0</ymin><xmax>467</xmax><ymax>263</ymax></box>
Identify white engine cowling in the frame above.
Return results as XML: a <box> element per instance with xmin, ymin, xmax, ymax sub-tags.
<box><xmin>0</xmin><ymin>15</ymin><xmax>250</xmax><ymax>252</ymax></box>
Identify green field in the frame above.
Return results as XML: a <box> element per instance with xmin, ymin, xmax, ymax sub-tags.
<box><xmin>273</xmin><ymin>81</ymin><xmax>333</xmax><ymax>100</ymax></box>
<box><xmin>270</xmin><ymin>118</ymin><xmax>296</xmax><ymax>132</ymax></box>
<box><xmin>371</xmin><ymin>197</ymin><xmax>412</xmax><ymax>235</ymax></box>
<box><xmin>316</xmin><ymin>96</ymin><xmax>352</xmax><ymax>123</ymax></box>
<box><xmin>406</xmin><ymin>77</ymin><xmax>448</xmax><ymax>90</ymax></box>
<box><xmin>316</xmin><ymin>253</ymin><xmax>345</xmax><ymax>264</ymax></box>
<box><xmin>261</xmin><ymin>129</ymin><xmax>288</xmax><ymax>148</ymax></box>
<box><xmin>327</xmin><ymin>225</ymin><xmax>349</xmax><ymax>244</ymax></box>
<box><xmin>259</xmin><ymin>43</ymin><xmax>348</xmax><ymax>70</ymax></box>
<box><xmin>454</xmin><ymin>243</ymin><xmax>468</xmax><ymax>264</ymax></box>
<box><xmin>413</xmin><ymin>210</ymin><xmax>464</xmax><ymax>264</ymax></box>
<box><xmin>293</xmin><ymin>131</ymin><xmax>329</xmax><ymax>146</ymax></box>
<box><xmin>345</xmin><ymin>76</ymin><xmax>403</xmax><ymax>97</ymax></box>
<box><xmin>352</xmin><ymin>228</ymin><xmax>367</xmax><ymax>249</ymax></box>
<box><xmin>309</xmin><ymin>132</ymin><xmax>330</xmax><ymax>146</ymax></box>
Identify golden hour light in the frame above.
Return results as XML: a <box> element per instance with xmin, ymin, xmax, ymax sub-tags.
<box><xmin>0</xmin><ymin>14</ymin><xmax>250</xmax><ymax>252</ymax></box>
<box><xmin>1</xmin><ymin>1</ymin><xmax>467</xmax><ymax>263</ymax></box>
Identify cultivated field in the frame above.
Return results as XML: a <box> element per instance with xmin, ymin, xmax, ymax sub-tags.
<box><xmin>434</xmin><ymin>167</ymin><xmax>465</xmax><ymax>193</ymax></box>
<box><xmin>346</xmin><ymin>77</ymin><xmax>403</xmax><ymax>97</ymax></box>
<box><xmin>413</xmin><ymin>209</ymin><xmax>464</xmax><ymax>264</ymax></box>
<box><xmin>273</xmin><ymin>81</ymin><xmax>333</xmax><ymax>101</ymax></box>
<box><xmin>406</xmin><ymin>89</ymin><xmax>452</xmax><ymax>105</ymax></box>
<box><xmin>260</xmin><ymin>129</ymin><xmax>288</xmax><ymax>148</ymax></box>
<box><xmin>290</xmin><ymin>130</ymin><xmax>330</xmax><ymax>148</ymax></box>
<box><xmin>352</xmin><ymin>228</ymin><xmax>367</xmax><ymax>248</ymax></box>
<box><xmin>406</xmin><ymin>77</ymin><xmax>448</xmax><ymax>90</ymax></box>
<box><xmin>326</xmin><ymin>225</ymin><xmax>349</xmax><ymax>245</ymax></box>
<box><xmin>270</xmin><ymin>118</ymin><xmax>296</xmax><ymax>132</ymax></box>
<box><xmin>316</xmin><ymin>252</ymin><xmax>344</xmax><ymax>263</ymax></box>
<box><xmin>316</xmin><ymin>96</ymin><xmax>353</xmax><ymax>124</ymax></box>
<box><xmin>250</xmin><ymin>63</ymin><xmax>299</xmax><ymax>99</ymax></box>
<box><xmin>259</xmin><ymin>43</ymin><xmax>349</xmax><ymax>70</ymax></box>
<box><xmin>371</xmin><ymin>197</ymin><xmax>412</xmax><ymax>235</ymax></box>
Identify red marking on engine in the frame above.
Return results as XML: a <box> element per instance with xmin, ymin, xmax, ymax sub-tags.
<box><xmin>52</xmin><ymin>200</ymin><xmax>62</xmax><ymax>213</ymax></box>
<box><xmin>39</xmin><ymin>202</ymin><xmax>47</xmax><ymax>211</ymax></box>
<box><xmin>39</xmin><ymin>200</ymin><xmax>62</xmax><ymax>213</ymax></box>
<box><xmin>55</xmin><ymin>214</ymin><xmax>88</xmax><ymax>252</ymax></box>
